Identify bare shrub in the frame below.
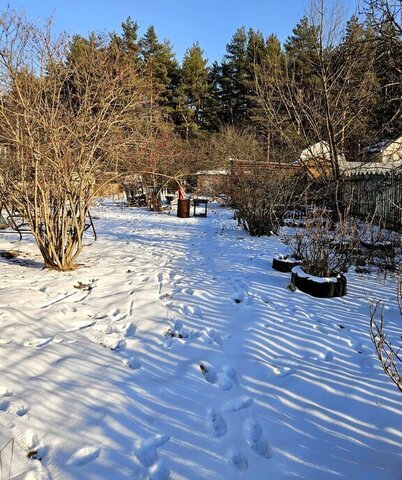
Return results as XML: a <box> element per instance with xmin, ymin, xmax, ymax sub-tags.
<box><xmin>283</xmin><ymin>207</ymin><xmax>361</xmax><ymax>277</ymax></box>
<box><xmin>370</xmin><ymin>300</ymin><xmax>402</xmax><ymax>392</ymax></box>
<box><xmin>0</xmin><ymin>11</ymin><xmax>151</xmax><ymax>270</ymax></box>
<box><xmin>230</xmin><ymin>166</ymin><xmax>305</xmax><ymax>237</ymax></box>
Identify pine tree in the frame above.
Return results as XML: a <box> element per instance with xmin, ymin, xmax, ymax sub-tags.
<box><xmin>139</xmin><ymin>26</ymin><xmax>181</xmax><ymax>120</ymax></box>
<box><xmin>284</xmin><ymin>16</ymin><xmax>320</xmax><ymax>86</ymax></box>
<box><xmin>219</xmin><ymin>27</ymin><xmax>250</xmax><ymax>125</ymax></box>
<box><xmin>177</xmin><ymin>42</ymin><xmax>211</xmax><ymax>136</ymax></box>
<box><xmin>109</xmin><ymin>17</ymin><xmax>141</xmax><ymax>66</ymax></box>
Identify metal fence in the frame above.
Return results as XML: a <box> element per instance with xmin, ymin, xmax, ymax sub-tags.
<box><xmin>343</xmin><ymin>172</ymin><xmax>402</xmax><ymax>231</ymax></box>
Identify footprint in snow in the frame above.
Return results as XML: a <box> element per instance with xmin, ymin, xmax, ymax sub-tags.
<box><xmin>164</xmin><ymin>320</ymin><xmax>200</xmax><ymax>345</ymax></box>
<box><xmin>0</xmin><ymin>398</ymin><xmax>10</xmax><ymax>411</ymax></box>
<box><xmin>358</xmin><ymin>355</ymin><xmax>376</xmax><ymax>370</ymax></box>
<box><xmin>1</xmin><ymin>392</ymin><xmax>29</xmax><ymax>416</ymax></box>
<box><xmin>230</xmin><ymin>279</ymin><xmax>253</xmax><ymax>304</ymax></box>
<box><xmin>122</xmin><ymin>357</ymin><xmax>141</xmax><ymax>370</ymax></box>
<box><xmin>227</xmin><ymin>448</ymin><xmax>248</xmax><ymax>471</ymax></box>
<box><xmin>201</xmin><ymin>328</ymin><xmax>223</xmax><ymax>346</ymax></box>
<box><xmin>342</xmin><ymin>336</ymin><xmax>368</xmax><ymax>354</ymax></box>
<box><xmin>67</xmin><ymin>446</ymin><xmax>100</xmax><ymax>466</ymax></box>
<box><xmin>156</xmin><ymin>272</ymin><xmax>163</xmax><ymax>295</ymax></box>
<box><xmin>217</xmin><ymin>366</ymin><xmax>237</xmax><ymax>391</ymax></box>
<box><xmin>183</xmin><ymin>304</ymin><xmax>203</xmax><ymax>319</ymax></box>
<box><xmin>134</xmin><ymin>434</ymin><xmax>170</xmax><ymax>468</ymax></box>
<box><xmin>200</xmin><ymin>364</ymin><xmax>238</xmax><ymax>390</ymax></box>
<box><xmin>149</xmin><ymin>460</ymin><xmax>170</xmax><ymax>480</ymax></box>
<box><xmin>15</xmin><ymin>405</ymin><xmax>29</xmax><ymax>416</ymax></box>
<box><xmin>199</xmin><ymin>364</ymin><xmax>217</xmax><ymax>384</ymax></box>
<box><xmin>314</xmin><ymin>349</ymin><xmax>334</xmax><ymax>362</ymax></box>
<box><xmin>243</xmin><ymin>419</ymin><xmax>273</xmax><ymax>458</ymax></box>
<box><xmin>207</xmin><ymin>408</ymin><xmax>227</xmax><ymax>438</ymax></box>
<box><xmin>231</xmin><ymin>291</ymin><xmax>249</xmax><ymax>304</ymax></box>
<box><xmin>24</xmin><ymin>337</ymin><xmax>53</xmax><ymax>348</ymax></box>
<box><xmin>25</xmin><ymin>430</ymin><xmax>47</xmax><ymax>462</ymax></box>
<box><xmin>222</xmin><ymin>396</ymin><xmax>253</xmax><ymax>413</ymax></box>
<box><xmin>160</xmin><ymin>293</ymin><xmax>173</xmax><ymax>303</ymax></box>
<box><xmin>108</xmin><ymin>308</ymin><xmax>121</xmax><ymax>318</ymax></box>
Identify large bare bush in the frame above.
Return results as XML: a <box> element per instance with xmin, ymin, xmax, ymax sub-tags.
<box><xmin>0</xmin><ymin>11</ymin><xmax>151</xmax><ymax>270</ymax></box>
<box><xmin>230</xmin><ymin>166</ymin><xmax>306</xmax><ymax>237</ymax></box>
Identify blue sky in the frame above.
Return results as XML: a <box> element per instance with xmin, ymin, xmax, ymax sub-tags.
<box><xmin>1</xmin><ymin>1</ymin><xmax>358</xmax><ymax>64</ymax></box>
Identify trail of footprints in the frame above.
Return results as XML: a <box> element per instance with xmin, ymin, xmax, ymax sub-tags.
<box><xmin>157</xmin><ymin>267</ymin><xmax>274</xmax><ymax>471</ymax></box>
<box><xmin>203</xmin><ymin>380</ymin><xmax>273</xmax><ymax>471</ymax></box>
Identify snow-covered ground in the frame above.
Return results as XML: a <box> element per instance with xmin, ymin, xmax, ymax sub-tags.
<box><xmin>0</xmin><ymin>199</ymin><xmax>401</xmax><ymax>480</ymax></box>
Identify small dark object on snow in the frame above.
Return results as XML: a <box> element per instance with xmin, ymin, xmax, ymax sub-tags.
<box><xmin>164</xmin><ymin>328</ymin><xmax>184</xmax><ymax>339</ymax></box>
<box><xmin>200</xmin><ymin>364</ymin><xmax>208</xmax><ymax>375</ymax></box>
<box><xmin>27</xmin><ymin>450</ymin><xmax>41</xmax><ymax>460</ymax></box>
<box><xmin>338</xmin><ymin>324</ymin><xmax>345</xmax><ymax>329</ymax></box>
<box><xmin>234</xmin><ymin>298</ymin><xmax>242</xmax><ymax>304</ymax></box>
<box><xmin>0</xmin><ymin>250</ymin><xmax>20</xmax><ymax>259</ymax></box>
<box><xmin>74</xmin><ymin>281</ymin><xmax>94</xmax><ymax>291</ymax></box>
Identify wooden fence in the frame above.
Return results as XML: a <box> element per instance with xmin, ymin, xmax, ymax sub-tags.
<box><xmin>343</xmin><ymin>171</ymin><xmax>402</xmax><ymax>231</ymax></box>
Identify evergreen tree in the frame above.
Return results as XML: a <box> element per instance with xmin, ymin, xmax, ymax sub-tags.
<box><xmin>178</xmin><ymin>42</ymin><xmax>211</xmax><ymax>136</ymax></box>
<box><xmin>284</xmin><ymin>16</ymin><xmax>320</xmax><ymax>86</ymax></box>
<box><xmin>139</xmin><ymin>26</ymin><xmax>181</xmax><ymax>118</ymax></box>
<box><xmin>140</xmin><ymin>26</ymin><xmax>179</xmax><ymax>87</ymax></box>
<box><xmin>109</xmin><ymin>17</ymin><xmax>141</xmax><ymax>66</ymax></box>
<box><xmin>219</xmin><ymin>27</ymin><xmax>250</xmax><ymax>125</ymax></box>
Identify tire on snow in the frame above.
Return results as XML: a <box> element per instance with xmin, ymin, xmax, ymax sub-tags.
<box><xmin>272</xmin><ymin>257</ymin><xmax>302</xmax><ymax>273</ymax></box>
<box><xmin>291</xmin><ymin>267</ymin><xmax>347</xmax><ymax>298</ymax></box>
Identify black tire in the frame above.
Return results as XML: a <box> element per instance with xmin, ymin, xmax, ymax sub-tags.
<box><xmin>291</xmin><ymin>267</ymin><xmax>347</xmax><ymax>298</ymax></box>
<box><xmin>360</xmin><ymin>240</ymin><xmax>393</xmax><ymax>252</ymax></box>
<box><xmin>272</xmin><ymin>257</ymin><xmax>302</xmax><ymax>273</ymax></box>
